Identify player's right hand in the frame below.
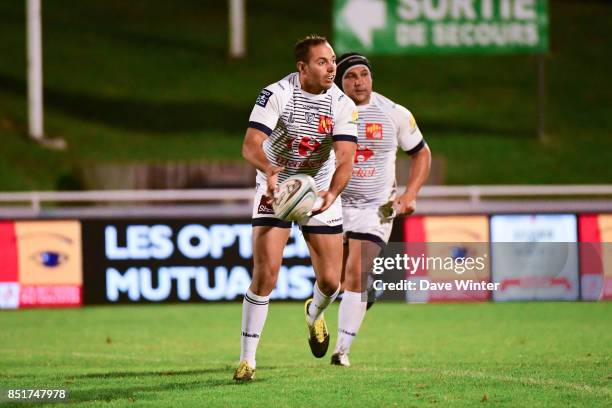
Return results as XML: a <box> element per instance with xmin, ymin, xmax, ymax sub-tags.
<box><xmin>264</xmin><ymin>165</ymin><xmax>284</xmax><ymax>204</ymax></box>
<box><xmin>394</xmin><ymin>193</ymin><xmax>417</xmax><ymax>216</ymax></box>
<box><xmin>311</xmin><ymin>190</ymin><xmax>336</xmax><ymax>215</ymax></box>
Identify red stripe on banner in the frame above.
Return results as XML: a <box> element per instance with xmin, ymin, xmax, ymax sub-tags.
<box><xmin>404</xmin><ymin>216</ymin><xmax>426</xmax><ymax>243</ymax></box>
<box><xmin>579</xmin><ymin>214</ymin><xmax>602</xmax><ymax>242</ymax></box>
<box><xmin>579</xmin><ymin>214</ymin><xmax>603</xmax><ymax>276</ymax></box>
<box><xmin>0</xmin><ymin>222</ymin><xmax>18</xmax><ymax>282</ymax></box>
<box><xmin>19</xmin><ymin>285</ymin><xmax>82</xmax><ymax>308</ymax></box>
<box><xmin>501</xmin><ymin>277</ymin><xmax>572</xmax><ymax>291</ymax></box>
<box><xmin>404</xmin><ymin>216</ymin><xmax>427</xmax><ymax>277</ymax></box>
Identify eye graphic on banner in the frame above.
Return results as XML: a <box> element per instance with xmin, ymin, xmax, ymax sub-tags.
<box><xmin>16</xmin><ymin>221</ymin><xmax>83</xmax><ymax>307</ymax></box>
<box><xmin>16</xmin><ymin>223</ymin><xmax>83</xmax><ymax>286</ymax></box>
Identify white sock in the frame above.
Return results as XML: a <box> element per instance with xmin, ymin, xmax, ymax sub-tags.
<box><xmin>240</xmin><ymin>289</ymin><xmax>269</xmax><ymax>368</ymax></box>
<box><xmin>333</xmin><ymin>291</ymin><xmax>367</xmax><ymax>355</ymax></box>
<box><xmin>307</xmin><ymin>282</ymin><xmax>340</xmax><ymax>326</ymax></box>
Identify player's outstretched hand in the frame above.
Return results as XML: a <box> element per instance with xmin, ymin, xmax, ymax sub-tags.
<box><xmin>264</xmin><ymin>165</ymin><xmax>284</xmax><ymax>204</ymax></box>
<box><xmin>310</xmin><ymin>190</ymin><xmax>336</xmax><ymax>215</ymax></box>
<box><xmin>394</xmin><ymin>193</ymin><xmax>416</xmax><ymax>216</ymax></box>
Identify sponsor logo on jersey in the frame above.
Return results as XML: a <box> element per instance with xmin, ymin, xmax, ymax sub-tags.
<box><xmin>276</xmin><ymin>156</ymin><xmax>326</xmax><ymax>169</ymax></box>
<box><xmin>365</xmin><ymin>123</ymin><xmax>383</xmax><ymax>140</ymax></box>
<box><xmin>349</xmin><ymin>110</ymin><xmax>359</xmax><ymax>124</ymax></box>
<box><xmin>352</xmin><ymin>167</ymin><xmax>376</xmax><ymax>178</ymax></box>
<box><xmin>286</xmin><ymin>136</ymin><xmax>322</xmax><ymax>158</ymax></box>
<box><xmin>257</xmin><ymin>196</ymin><xmax>274</xmax><ymax>214</ymax></box>
<box><xmin>354</xmin><ymin>144</ymin><xmax>374</xmax><ymax>163</ymax></box>
<box><xmin>298</xmin><ymin>136</ymin><xmax>321</xmax><ymax>157</ymax></box>
<box><xmin>255</xmin><ymin>89</ymin><xmax>273</xmax><ymax>108</ymax></box>
<box><xmin>318</xmin><ymin>115</ymin><xmax>334</xmax><ymax>134</ymax></box>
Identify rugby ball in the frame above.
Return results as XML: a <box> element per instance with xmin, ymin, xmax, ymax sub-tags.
<box><xmin>273</xmin><ymin>174</ymin><xmax>319</xmax><ymax>221</ymax></box>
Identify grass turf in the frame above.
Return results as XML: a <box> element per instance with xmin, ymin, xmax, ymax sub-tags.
<box><xmin>0</xmin><ymin>302</ymin><xmax>610</xmax><ymax>407</ymax></box>
<box><xmin>0</xmin><ymin>1</ymin><xmax>611</xmax><ymax>190</ymax></box>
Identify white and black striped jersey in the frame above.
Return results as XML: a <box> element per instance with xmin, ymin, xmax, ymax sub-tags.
<box><xmin>248</xmin><ymin>73</ymin><xmax>358</xmax><ymax>191</ymax></box>
<box><xmin>342</xmin><ymin>92</ymin><xmax>425</xmax><ymax>209</ymax></box>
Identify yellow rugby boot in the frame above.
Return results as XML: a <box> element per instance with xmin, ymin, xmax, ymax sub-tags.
<box><xmin>304</xmin><ymin>299</ymin><xmax>330</xmax><ymax>358</ymax></box>
<box><xmin>233</xmin><ymin>360</ymin><xmax>255</xmax><ymax>382</ymax></box>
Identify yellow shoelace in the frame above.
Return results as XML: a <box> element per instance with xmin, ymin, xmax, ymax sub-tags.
<box><xmin>312</xmin><ymin>319</ymin><xmax>327</xmax><ymax>343</ymax></box>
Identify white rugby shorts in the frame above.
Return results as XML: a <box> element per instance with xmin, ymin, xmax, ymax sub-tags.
<box><xmin>251</xmin><ymin>184</ymin><xmax>343</xmax><ymax>234</ymax></box>
<box><xmin>342</xmin><ymin>206</ymin><xmax>393</xmax><ymax>245</ymax></box>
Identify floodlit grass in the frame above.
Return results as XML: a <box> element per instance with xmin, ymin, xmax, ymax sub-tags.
<box><xmin>0</xmin><ymin>0</ymin><xmax>610</xmax><ymax>190</ymax></box>
<box><xmin>1</xmin><ymin>302</ymin><xmax>610</xmax><ymax>406</ymax></box>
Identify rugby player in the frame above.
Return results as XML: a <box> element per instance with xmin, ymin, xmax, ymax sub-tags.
<box><xmin>330</xmin><ymin>53</ymin><xmax>431</xmax><ymax>367</ymax></box>
<box><xmin>233</xmin><ymin>36</ymin><xmax>358</xmax><ymax>381</ymax></box>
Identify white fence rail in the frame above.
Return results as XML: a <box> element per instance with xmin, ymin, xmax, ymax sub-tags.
<box><xmin>0</xmin><ymin>185</ymin><xmax>611</xmax><ymax>218</ymax></box>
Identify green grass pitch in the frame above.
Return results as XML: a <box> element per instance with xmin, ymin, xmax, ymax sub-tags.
<box><xmin>1</xmin><ymin>302</ymin><xmax>610</xmax><ymax>407</ymax></box>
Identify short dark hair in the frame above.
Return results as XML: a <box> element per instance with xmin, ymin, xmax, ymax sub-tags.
<box><xmin>294</xmin><ymin>35</ymin><xmax>328</xmax><ymax>63</ymax></box>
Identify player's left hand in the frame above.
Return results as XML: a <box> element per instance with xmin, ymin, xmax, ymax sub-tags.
<box><xmin>310</xmin><ymin>190</ymin><xmax>336</xmax><ymax>216</ymax></box>
<box><xmin>393</xmin><ymin>193</ymin><xmax>416</xmax><ymax>216</ymax></box>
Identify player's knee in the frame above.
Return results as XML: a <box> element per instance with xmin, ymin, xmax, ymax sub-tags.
<box><xmin>253</xmin><ymin>263</ymin><xmax>280</xmax><ymax>284</ymax></box>
<box><xmin>316</xmin><ymin>277</ymin><xmax>340</xmax><ymax>295</ymax></box>
<box><xmin>248</xmin><ymin>282</ymin><xmax>274</xmax><ymax>297</ymax></box>
<box><xmin>343</xmin><ymin>269</ymin><xmax>363</xmax><ymax>292</ymax></box>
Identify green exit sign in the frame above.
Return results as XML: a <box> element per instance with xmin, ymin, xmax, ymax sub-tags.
<box><xmin>334</xmin><ymin>0</ymin><xmax>549</xmax><ymax>55</ymax></box>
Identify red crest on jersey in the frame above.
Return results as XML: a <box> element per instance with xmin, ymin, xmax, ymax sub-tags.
<box><xmin>365</xmin><ymin>123</ymin><xmax>383</xmax><ymax>140</ymax></box>
<box><xmin>354</xmin><ymin>144</ymin><xmax>374</xmax><ymax>163</ymax></box>
<box><xmin>318</xmin><ymin>115</ymin><xmax>334</xmax><ymax>134</ymax></box>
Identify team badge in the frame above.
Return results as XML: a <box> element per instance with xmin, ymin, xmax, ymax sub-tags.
<box><xmin>365</xmin><ymin>123</ymin><xmax>383</xmax><ymax>140</ymax></box>
<box><xmin>305</xmin><ymin>112</ymin><xmax>317</xmax><ymax>124</ymax></box>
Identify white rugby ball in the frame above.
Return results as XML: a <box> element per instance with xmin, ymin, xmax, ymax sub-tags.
<box><xmin>273</xmin><ymin>174</ymin><xmax>318</xmax><ymax>221</ymax></box>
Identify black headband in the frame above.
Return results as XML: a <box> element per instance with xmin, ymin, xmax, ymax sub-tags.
<box><xmin>335</xmin><ymin>53</ymin><xmax>372</xmax><ymax>91</ymax></box>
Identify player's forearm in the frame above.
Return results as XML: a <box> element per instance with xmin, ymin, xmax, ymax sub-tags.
<box><xmin>328</xmin><ymin>161</ymin><xmax>353</xmax><ymax>197</ymax></box>
<box><xmin>328</xmin><ymin>141</ymin><xmax>357</xmax><ymax>197</ymax></box>
<box><xmin>404</xmin><ymin>144</ymin><xmax>431</xmax><ymax>197</ymax></box>
<box><xmin>242</xmin><ymin>129</ymin><xmax>273</xmax><ymax>173</ymax></box>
